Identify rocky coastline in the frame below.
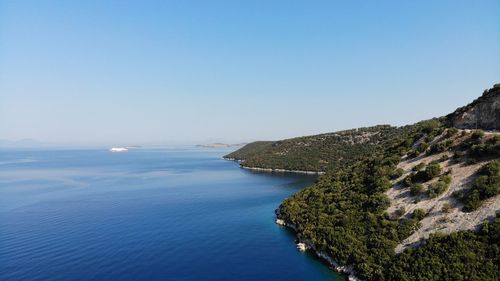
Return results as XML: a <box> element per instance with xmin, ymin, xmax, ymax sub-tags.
<box><xmin>222</xmin><ymin>157</ymin><xmax>325</xmax><ymax>175</ymax></box>
<box><xmin>275</xmin><ymin>211</ymin><xmax>362</xmax><ymax>281</ymax></box>
<box><xmin>241</xmin><ymin>166</ymin><xmax>326</xmax><ymax>175</ymax></box>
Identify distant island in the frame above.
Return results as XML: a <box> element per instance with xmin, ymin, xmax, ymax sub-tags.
<box><xmin>197</xmin><ymin>143</ymin><xmax>247</xmax><ymax>148</ymax></box>
<box><xmin>225</xmin><ymin>84</ymin><xmax>500</xmax><ymax>281</ymax></box>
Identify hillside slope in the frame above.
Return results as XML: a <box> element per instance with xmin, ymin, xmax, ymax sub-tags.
<box><xmin>223</xmin><ymin>141</ymin><xmax>273</xmax><ymax>160</ymax></box>
<box><xmin>386</xmin><ymin>129</ymin><xmax>500</xmax><ymax>253</ymax></box>
<box><xmin>227</xmin><ymin>84</ymin><xmax>500</xmax><ymax>280</ymax></box>
<box><xmin>278</xmin><ymin>126</ymin><xmax>499</xmax><ymax>281</ymax></box>
<box><xmin>225</xmin><ymin>125</ymin><xmax>418</xmax><ymax>172</ymax></box>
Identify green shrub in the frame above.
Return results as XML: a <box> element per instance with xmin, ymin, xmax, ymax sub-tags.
<box><xmin>429</xmin><ymin>143</ymin><xmax>445</xmax><ymax>154</ymax></box>
<box><xmin>482</xmin><ymin>160</ymin><xmax>500</xmax><ymax>176</ymax></box>
<box><xmin>428</xmin><ymin>179</ymin><xmax>450</xmax><ymax>198</ymax></box>
<box><xmin>373</xmin><ymin>176</ymin><xmax>393</xmax><ymax>192</ymax></box>
<box><xmin>429</xmin><ymin>139</ymin><xmax>454</xmax><ymax>155</ymax></box>
<box><xmin>407</xmin><ymin>150</ymin><xmax>420</xmax><ymax>158</ymax></box>
<box><xmin>413</xmin><ymin>162</ymin><xmax>425</xmax><ymax>171</ymax></box>
<box><xmin>413</xmin><ymin>208</ymin><xmax>426</xmax><ymax>220</ymax></box>
<box><xmin>390</xmin><ymin>168</ymin><xmax>404</xmax><ymax>180</ymax></box>
<box><xmin>471</xmin><ymin>130</ymin><xmax>485</xmax><ymax>140</ymax></box>
<box><xmin>462</xmin><ymin>190</ymin><xmax>482</xmax><ymax>212</ymax></box>
<box><xmin>440</xmin><ymin>175</ymin><xmax>452</xmax><ymax>185</ymax></box>
<box><xmin>413</xmin><ymin>163</ymin><xmax>442</xmax><ymax>183</ymax></box>
<box><xmin>395</xmin><ymin>206</ymin><xmax>406</xmax><ymax>218</ymax></box>
<box><xmin>417</xmin><ymin>142</ymin><xmax>429</xmax><ymax>153</ymax></box>
<box><xmin>469</xmin><ymin>136</ymin><xmax>500</xmax><ymax>158</ymax></box>
<box><xmin>461</xmin><ymin>161</ymin><xmax>500</xmax><ymax>212</ymax></box>
<box><xmin>422</xmin><ymin>119</ymin><xmax>441</xmax><ymax>134</ymax></box>
<box><xmin>438</xmin><ymin>154</ymin><xmax>449</xmax><ymax>162</ymax></box>
<box><xmin>403</xmin><ymin>173</ymin><xmax>414</xmax><ymax>187</ymax></box>
<box><xmin>442</xmin><ymin>203</ymin><xmax>452</xmax><ymax>213</ymax></box>
<box><xmin>410</xmin><ymin>184</ymin><xmax>424</xmax><ymax>196</ymax></box>
<box><xmin>425</xmin><ymin>163</ymin><xmax>442</xmax><ymax>179</ymax></box>
<box><xmin>446</xmin><ymin>128</ymin><xmax>459</xmax><ymax>137</ymax></box>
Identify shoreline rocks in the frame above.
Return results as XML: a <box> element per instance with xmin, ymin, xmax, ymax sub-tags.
<box><xmin>296</xmin><ymin>242</ymin><xmax>307</xmax><ymax>252</ymax></box>
<box><xmin>277</xmin><ymin>216</ymin><xmax>362</xmax><ymax>281</ymax></box>
<box><xmin>222</xmin><ymin>157</ymin><xmax>326</xmax><ymax>175</ymax></box>
<box><xmin>275</xmin><ymin>219</ymin><xmax>286</xmax><ymax>226</ymax></box>
<box><xmin>240</xmin><ymin>165</ymin><xmax>326</xmax><ymax>175</ymax></box>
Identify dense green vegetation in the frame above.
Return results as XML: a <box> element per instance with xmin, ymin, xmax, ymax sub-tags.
<box><xmin>222</xmin><ymin>141</ymin><xmax>273</xmax><ymax>160</ymax></box>
<box><xmin>225</xmin><ymin>119</ymin><xmax>451</xmax><ymax>173</ymax></box>
<box><xmin>427</xmin><ymin>175</ymin><xmax>451</xmax><ymax>198</ymax></box>
<box><xmin>410</xmin><ymin>184</ymin><xmax>424</xmax><ymax>196</ymax></box>
<box><xmin>278</xmin><ymin>122</ymin><xmax>441</xmax><ymax>280</ymax></box>
<box><xmin>227</xmin><ymin>87</ymin><xmax>499</xmax><ymax>280</ymax></box>
<box><xmin>386</xmin><ymin>214</ymin><xmax>500</xmax><ymax>281</ymax></box>
<box><xmin>449</xmin><ymin>130</ymin><xmax>500</xmax><ymax>162</ymax></box>
<box><xmin>403</xmin><ymin>162</ymin><xmax>444</xmax><ymax>194</ymax></box>
<box><xmin>469</xmin><ymin>134</ymin><xmax>500</xmax><ymax>159</ymax></box>
<box><xmin>225</xmin><ymin>125</ymin><xmax>407</xmax><ymax>172</ymax></box>
<box><xmin>278</xmin><ymin>124</ymin><xmax>499</xmax><ymax>280</ymax></box>
<box><xmin>455</xmin><ymin>161</ymin><xmax>500</xmax><ymax>212</ymax></box>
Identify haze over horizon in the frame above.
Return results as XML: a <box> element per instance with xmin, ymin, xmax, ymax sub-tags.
<box><xmin>1</xmin><ymin>0</ymin><xmax>499</xmax><ymax>146</ymax></box>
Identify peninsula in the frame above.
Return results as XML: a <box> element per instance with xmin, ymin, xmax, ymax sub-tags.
<box><xmin>225</xmin><ymin>84</ymin><xmax>500</xmax><ymax>281</ymax></box>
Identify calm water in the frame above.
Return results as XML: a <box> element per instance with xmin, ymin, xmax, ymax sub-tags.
<box><xmin>0</xmin><ymin>148</ymin><xmax>343</xmax><ymax>281</ymax></box>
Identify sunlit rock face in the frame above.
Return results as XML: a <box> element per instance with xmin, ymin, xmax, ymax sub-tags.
<box><xmin>446</xmin><ymin>85</ymin><xmax>500</xmax><ymax>130</ymax></box>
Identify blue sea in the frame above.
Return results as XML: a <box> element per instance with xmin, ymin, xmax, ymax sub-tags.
<box><xmin>0</xmin><ymin>147</ymin><xmax>343</xmax><ymax>281</ymax></box>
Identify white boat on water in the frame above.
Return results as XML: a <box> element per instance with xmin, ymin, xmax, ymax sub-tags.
<box><xmin>109</xmin><ymin>147</ymin><xmax>129</xmax><ymax>152</ymax></box>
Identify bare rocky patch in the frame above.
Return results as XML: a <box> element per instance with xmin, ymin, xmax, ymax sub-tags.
<box><xmin>386</xmin><ymin>130</ymin><xmax>500</xmax><ymax>253</ymax></box>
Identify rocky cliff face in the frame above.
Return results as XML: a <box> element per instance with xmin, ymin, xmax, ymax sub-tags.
<box><xmin>445</xmin><ymin>84</ymin><xmax>500</xmax><ymax>130</ymax></box>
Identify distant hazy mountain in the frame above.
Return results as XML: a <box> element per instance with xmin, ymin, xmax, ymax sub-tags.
<box><xmin>0</xmin><ymin>139</ymin><xmax>48</xmax><ymax>148</ymax></box>
<box><xmin>196</xmin><ymin>142</ymin><xmax>247</xmax><ymax>148</ymax></box>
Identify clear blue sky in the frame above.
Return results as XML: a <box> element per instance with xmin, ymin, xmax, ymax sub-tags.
<box><xmin>1</xmin><ymin>0</ymin><xmax>499</xmax><ymax>145</ymax></box>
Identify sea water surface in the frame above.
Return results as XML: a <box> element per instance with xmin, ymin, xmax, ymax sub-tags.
<box><xmin>0</xmin><ymin>147</ymin><xmax>343</xmax><ymax>281</ymax></box>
